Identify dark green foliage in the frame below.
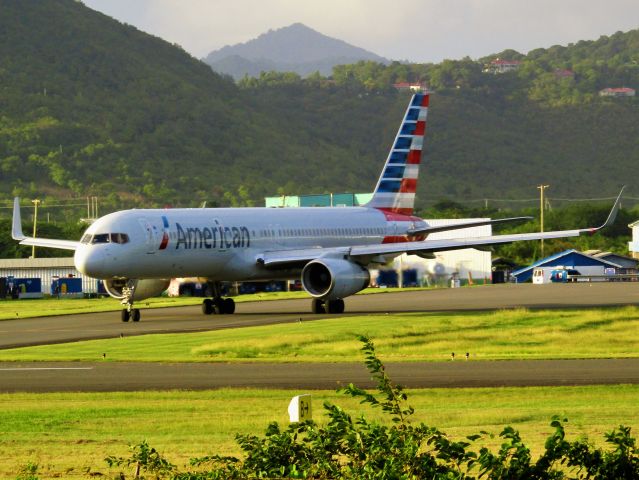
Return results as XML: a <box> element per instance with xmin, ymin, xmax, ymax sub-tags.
<box><xmin>105</xmin><ymin>440</ymin><xmax>175</xmax><ymax>479</ymax></box>
<box><xmin>105</xmin><ymin>337</ymin><xmax>639</xmax><ymax>479</ymax></box>
<box><xmin>1</xmin><ymin>1</ymin><xmax>638</xmax><ymax>209</ymax></box>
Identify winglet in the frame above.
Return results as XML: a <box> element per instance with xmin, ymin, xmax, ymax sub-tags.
<box><xmin>12</xmin><ymin>197</ymin><xmax>26</xmax><ymax>241</ymax></box>
<box><xmin>594</xmin><ymin>186</ymin><xmax>625</xmax><ymax>232</ymax></box>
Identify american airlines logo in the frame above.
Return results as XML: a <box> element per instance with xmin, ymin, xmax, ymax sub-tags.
<box><xmin>174</xmin><ymin>221</ymin><xmax>251</xmax><ymax>250</ymax></box>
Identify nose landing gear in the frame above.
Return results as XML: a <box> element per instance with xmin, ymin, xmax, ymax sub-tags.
<box><xmin>120</xmin><ymin>283</ymin><xmax>141</xmax><ymax>322</ymax></box>
<box><xmin>121</xmin><ymin>307</ymin><xmax>140</xmax><ymax>322</ymax></box>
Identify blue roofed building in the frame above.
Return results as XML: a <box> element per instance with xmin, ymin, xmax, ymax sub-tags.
<box><xmin>512</xmin><ymin>249</ymin><xmax>622</xmax><ymax>283</ymax></box>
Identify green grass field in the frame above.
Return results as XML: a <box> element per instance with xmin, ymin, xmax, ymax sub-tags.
<box><xmin>1</xmin><ymin>385</ymin><xmax>638</xmax><ymax>479</ymax></box>
<box><xmin>2</xmin><ymin>304</ymin><xmax>638</xmax><ymax>478</ymax></box>
<box><xmin>1</xmin><ymin>306</ymin><xmax>637</xmax><ymax>363</ymax></box>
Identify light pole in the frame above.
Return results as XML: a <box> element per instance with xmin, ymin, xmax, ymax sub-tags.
<box><xmin>537</xmin><ymin>185</ymin><xmax>549</xmax><ymax>258</ymax></box>
<box><xmin>31</xmin><ymin>199</ymin><xmax>41</xmax><ymax>258</ymax></box>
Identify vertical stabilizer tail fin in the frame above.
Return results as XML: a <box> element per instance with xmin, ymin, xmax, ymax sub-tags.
<box><xmin>366</xmin><ymin>92</ymin><xmax>429</xmax><ymax>216</ymax></box>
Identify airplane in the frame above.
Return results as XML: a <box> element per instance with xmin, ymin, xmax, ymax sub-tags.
<box><xmin>11</xmin><ymin>92</ymin><xmax>624</xmax><ymax>322</ymax></box>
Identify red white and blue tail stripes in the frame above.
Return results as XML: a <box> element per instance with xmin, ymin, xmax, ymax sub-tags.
<box><xmin>366</xmin><ymin>93</ymin><xmax>429</xmax><ymax>216</ymax></box>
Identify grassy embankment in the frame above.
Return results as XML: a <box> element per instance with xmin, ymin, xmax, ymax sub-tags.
<box><xmin>2</xmin><ymin>385</ymin><xmax>638</xmax><ymax>479</ymax></box>
<box><xmin>0</xmin><ymin>306</ymin><xmax>637</xmax><ymax>362</ymax></box>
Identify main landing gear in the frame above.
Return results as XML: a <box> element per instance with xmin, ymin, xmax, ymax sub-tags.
<box><xmin>202</xmin><ymin>297</ymin><xmax>236</xmax><ymax>315</ymax></box>
<box><xmin>312</xmin><ymin>298</ymin><xmax>345</xmax><ymax>314</ymax></box>
<box><xmin>201</xmin><ymin>281</ymin><xmax>236</xmax><ymax>315</ymax></box>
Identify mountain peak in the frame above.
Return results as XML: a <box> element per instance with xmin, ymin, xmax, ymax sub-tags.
<box><xmin>203</xmin><ymin>23</ymin><xmax>387</xmax><ymax>79</ymax></box>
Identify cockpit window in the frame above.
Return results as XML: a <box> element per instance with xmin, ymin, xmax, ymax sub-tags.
<box><xmin>88</xmin><ymin>233</ymin><xmax>130</xmax><ymax>244</ymax></box>
<box><xmin>110</xmin><ymin>233</ymin><xmax>129</xmax><ymax>244</ymax></box>
<box><xmin>92</xmin><ymin>233</ymin><xmax>110</xmax><ymax>244</ymax></box>
<box><xmin>80</xmin><ymin>234</ymin><xmax>92</xmax><ymax>244</ymax></box>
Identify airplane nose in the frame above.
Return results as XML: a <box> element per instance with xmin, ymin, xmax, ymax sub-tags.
<box><xmin>74</xmin><ymin>247</ymin><xmax>105</xmax><ymax>277</ymax></box>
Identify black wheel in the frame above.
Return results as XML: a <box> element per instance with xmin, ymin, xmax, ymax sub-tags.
<box><xmin>326</xmin><ymin>299</ymin><xmax>345</xmax><ymax>314</ymax></box>
<box><xmin>121</xmin><ymin>309</ymin><xmax>130</xmax><ymax>322</ymax></box>
<box><xmin>311</xmin><ymin>298</ymin><xmax>326</xmax><ymax>314</ymax></box>
<box><xmin>221</xmin><ymin>298</ymin><xmax>235</xmax><ymax>314</ymax></box>
<box><xmin>131</xmin><ymin>309</ymin><xmax>141</xmax><ymax>322</ymax></box>
<box><xmin>212</xmin><ymin>298</ymin><xmax>223</xmax><ymax>315</ymax></box>
<box><xmin>202</xmin><ymin>298</ymin><xmax>214</xmax><ymax>315</ymax></box>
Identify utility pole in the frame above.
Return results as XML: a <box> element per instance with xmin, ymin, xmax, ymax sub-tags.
<box><xmin>537</xmin><ymin>185</ymin><xmax>549</xmax><ymax>258</ymax></box>
<box><xmin>31</xmin><ymin>199</ymin><xmax>41</xmax><ymax>258</ymax></box>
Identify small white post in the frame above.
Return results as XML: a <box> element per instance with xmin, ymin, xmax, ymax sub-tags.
<box><xmin>288</xmin><ymin>394</ymin><xmax>312</xmax><ymax>423</ymax></box>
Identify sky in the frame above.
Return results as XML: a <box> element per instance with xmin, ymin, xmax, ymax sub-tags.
<box><xmin>82</xmin><ymin>0</ymin><xmax>639</xmax><ymax>62</ymax></box>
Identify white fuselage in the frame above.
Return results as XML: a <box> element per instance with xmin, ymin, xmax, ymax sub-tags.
<box><xmin>73</xmin><ymin>206</ymin><xmax>427</xmax><ymax>281</ymax></box>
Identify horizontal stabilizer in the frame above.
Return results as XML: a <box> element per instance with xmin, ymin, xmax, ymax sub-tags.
<box><xmin>407</xmin><ymin>216</ymin><xmax>533</xmax><ymax>237</ymax></box>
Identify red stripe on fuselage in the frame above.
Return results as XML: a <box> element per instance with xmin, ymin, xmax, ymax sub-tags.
<box><xmin>377</xmin><ymin>208</ymin><xmax>421</xmax><ymax>222</ymax></box>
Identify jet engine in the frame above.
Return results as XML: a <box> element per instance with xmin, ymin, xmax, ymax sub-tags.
<box><xmin>103</xmin><ymin>278</ymin><xmax>170</xmax><ymax>301</ymax></box>
<box><xmin>301</xmin><ymin>258</ymin><xmax>370</xmax><ymax>300</ymax></box>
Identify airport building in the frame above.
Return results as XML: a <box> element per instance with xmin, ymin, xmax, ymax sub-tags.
<box><xmin>388</xmin><ymin>220</ymin><xmax>492</xmax><ymax>285</ymax></box>
<box><xmin>511</xmin><ymin>249</ymin><xmax>630</xmax><ymax>284</ymax></box>
<box><xmin>265</xmin><ymin>193</ymin><xmax>373</xmax><ymax>208</ymax></box>
<box><xmin>0</xmin><ymin>257</ymin><xmax>99</xmax><ymax>297</ymax></box>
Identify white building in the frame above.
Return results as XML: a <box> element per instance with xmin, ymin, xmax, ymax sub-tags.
<box><xmin>391</xmin><ymin>219</ymin><xmax>492</xmax><ymax>285</ymax></box>
<box><xmin>485</xmin><ymin>59</ymin><xmax>522</xmax><ymax>74</ymax></box>
<box><xmin>630</xmin><ymin>221</ymin><xmax>639</xmax><ymax>259</ymax></box>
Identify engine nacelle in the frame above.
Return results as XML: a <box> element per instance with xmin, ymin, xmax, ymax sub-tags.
<box><xmin>103</xmin><ymin>278</ymin><xmax>170</xmax><ymax>301</ymax></box>
<box><xmin>301</xmin><ymin>258</ymin><xmax>370</xmax><ymax>300</ymax></box>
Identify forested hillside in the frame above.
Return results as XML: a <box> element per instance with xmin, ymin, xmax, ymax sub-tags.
<box><xmin>1</xmin><ymin>0</ymin><xmax>638</xmax><ymax>215</ymax></box>
<box><xmin>0</xmin><ymin>0</ymin><xmax>392</xmax><ymax>210</ymax></box>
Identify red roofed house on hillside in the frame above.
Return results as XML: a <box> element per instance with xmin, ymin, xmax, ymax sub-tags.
<box><xmin>554</xmin><ymin>68</ymin><xmax>575</xmax><ymax>78</ymax></box>
<box><xmin>485</xmin><ymin>58</ymin><xmax>522</xmax><ymax>74</ymax></box>
<box><xmin>599</xmin><ymin>87</ymin><xmax>636</xmax><ymax>97</ymax></box>
<box><xmin>393</xmin><ymin>82</ymin><xmax>427</xmax><ymax>92</ymax></box>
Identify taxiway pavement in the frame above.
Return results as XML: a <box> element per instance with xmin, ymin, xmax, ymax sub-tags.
<box><xmin>2</xmin><ymin>358</ymin><xmax>639</xmax><ymax>393</ymax></box>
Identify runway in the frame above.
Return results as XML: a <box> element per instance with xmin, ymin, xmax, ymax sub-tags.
<box><xmin>2</xmin><ymin>358</ymin><xmax>639</xmax><ymax>393</ymax></box>
<box><xmin>0</xmin><ymin>282</ymin><xmax>637</xmax><ymax>350</ymax></box>
<box><xmin>0</xmin><ymin>283</ymin><xmax>637</xmax><ymax>392</ymax></box>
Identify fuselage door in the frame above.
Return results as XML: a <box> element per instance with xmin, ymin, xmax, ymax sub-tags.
<box><xmin>138</xmin><ymin>217</ymin><xmax>159</xmax><ymax>254</ymax></box>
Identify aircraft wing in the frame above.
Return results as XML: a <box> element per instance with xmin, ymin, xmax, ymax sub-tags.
<box><xmin>12</xmin><ymin>197</ymin><xmax>80</xmax><ymax>251</ymax></box>
<box><xmin>259</xmin><ymin>187</ymin><xmax>624</xmax><ymax>268</ymax></box>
